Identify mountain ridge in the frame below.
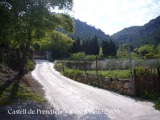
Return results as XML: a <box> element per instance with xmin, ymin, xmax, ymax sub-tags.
<box><xmin>111</xmin><ymin>15</ymin><xmax>160</xmax><ymax>47</ymax></box>
<box><xmin>71</xmin><ymin>19</ymin><xmax>111</xmax><ymax>42</ymax></box>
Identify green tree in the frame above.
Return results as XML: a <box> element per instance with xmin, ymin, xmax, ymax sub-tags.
<box><xmin>0</xmin><ymin>0</ymin><xmax>74</xmax><ymax>76</ymax></box>
<box><xmin>156</xmin><ymin>44</ymin><xmax>160</xmax><ymax>54</ymax></box>
<box><xmin>72</xmin><ymin>37</ymin><xmax>82</xmax><ymax>53</ymax></box>
<box><xmin>92</xmin><ymin>36</ymin><xmax>100</xmax><ymax>55</ymax></box>
<box><xmin>102</xmin><ymin>40</ymin><xmax>116</xmax><ymax>57</ymax></box>
<box><xmin>117</xmin><ymin>44</ymin><xmax>128</xmax><ymax>58</ymax></box>
<box><xmin>136</xmin><ymin>44</ymin><xmax>155</xmax><ymax>59</ymax></box>
<box><xmin>41</xmin><ymin>31</ymin><xmax>73</xmax><ymax>58</ymax></box>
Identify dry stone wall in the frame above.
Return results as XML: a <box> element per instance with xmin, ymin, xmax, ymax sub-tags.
<box><xmin>72</xmin><ymin>74</ymin><xmax>135</xmax><ymax>96</ymax></box>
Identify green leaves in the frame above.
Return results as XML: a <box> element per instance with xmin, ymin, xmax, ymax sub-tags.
<box><xmin>41</xmin><ymin>30</ymin><xmax>74</xmax><ymax>58</ymax></box>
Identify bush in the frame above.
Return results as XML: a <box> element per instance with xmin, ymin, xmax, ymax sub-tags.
<box><xmin>70</xmin><ymin>52</ymin><xmax>85</xmax><ymax>61</ymax></box>
<box><xmin>155</xmin><ymin>100</ymin><xmax>160</xmax><ymax>110</ymax></box>
<box><xmin>54</xmin><ymin>60</ymin><xmax>63</xmax><ymax>72</ymax></box>
<box><xmin>86</xmin><ymin>55</ymin><xmax>99</xmax><ymax>61</ymax></box>
<box><xmin>144</xmin><ymin>53</ymin><xmax>154</xmax><ymax>59</ymax></box>
<box><xmin>24</xmin><ymin>59</ymin><xmax>35</xmax><ymax>74</ymax></box>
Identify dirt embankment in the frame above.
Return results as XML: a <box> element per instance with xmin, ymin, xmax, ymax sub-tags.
<box><xmin>0</xmin><ymin>64</ymin><xmax>56</xmax><ymax>120</ymax></box>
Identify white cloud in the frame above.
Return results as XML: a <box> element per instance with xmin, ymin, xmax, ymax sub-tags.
<box><xmin>73</xmin><ymin>0</ymin><xmax>160</xmax><ymax>35</ymax></box>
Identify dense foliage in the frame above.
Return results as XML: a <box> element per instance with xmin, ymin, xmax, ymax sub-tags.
<box><xmin>102</xmin><ymin>40</ymin><xmax>117</xmax><ymax>56</ymax></box>
<box><xmin>0</xmin><ymin>0</ymin><xmax>74</xmax><ymax>75</ymax></box>
<box><xmin>39</xmin><ymin>30</ymin><xmax>74</xmax><ymax>58</ymax></box>
<box><xmin>71</xmin><ymin>36</ymin><xmax>100</xmax><ymax>55</ymax></box>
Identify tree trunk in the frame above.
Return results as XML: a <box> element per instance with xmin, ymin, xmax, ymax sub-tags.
<box><xmin>16</xmin><ymin>48</ymin><xmax>25</xmax><ymax>76</ymax></box>
<box><xmin>17</xmin><ymin>25</ymin><xmax>32</xmax><ymax>77</ymax></box>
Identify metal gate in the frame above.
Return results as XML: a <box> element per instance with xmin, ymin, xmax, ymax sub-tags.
<box><xmin>133</xmin><ymin>68</ymin><xmax>160</xmax><ymax>97</ymax></box>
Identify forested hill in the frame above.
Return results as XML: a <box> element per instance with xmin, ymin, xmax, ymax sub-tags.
<box><xmin>111</xmin><ymin>15</ymin><xmax>160</xmax><ymax>47</ymax></box>
<box><xmin>71</xmin><ymin>19</ymin><xmax>110</xmax><ymax>41</ymax></box>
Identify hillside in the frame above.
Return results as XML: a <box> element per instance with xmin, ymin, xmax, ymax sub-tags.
<box><xmin>71</xmin><ymin>19</ymin><xmax>110</xmax><ymax>42</ymax></box>
<box><xmin>111</xmin><ymin>16</ymin><xmax>160</xmax><ymax>47</ymax></box>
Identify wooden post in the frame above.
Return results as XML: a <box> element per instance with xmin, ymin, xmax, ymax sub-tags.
<box><xmin>84</xmin><ymin>60</ymin><xmax>86</xmax><ymax>74</ymax></box>
<box><xmin>96</xmin><ymin>56</ymin><xmax>98</xmax><ymax>75</ymax></box>
<box><xmin>128</xmin><ymin>45</ymin><xmax>132</xmax><ymax>80</ymax></box>
<box><xmin>145</xmin><ymin>69</ymin><xmax>148</xmax><ymax>94</ymax></box>
<box><xmin>133</xmin><ymin>69</ymin><xmax>138</xmax><ymax>96</ymax></box>
<box><xmin>62</xmin><ymin>61</ymin><xmax>64</xmax><ymax>72</ymax></box>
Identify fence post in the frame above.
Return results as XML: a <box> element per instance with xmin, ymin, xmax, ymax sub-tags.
<box><xmin>133</xmin><ymin>69</ymin><xmax>138</xmax><ymax>96</ymax></box>
<box><xmin>96</xmin><ymin>56</ymin><xmax>98</xmax><ymax>75</ymax></box>
<box><xmin>62</xmin><ymin>61</ymin><xmax>64</xmax><ymax>72</ymax></box>
<box><xmin>84</xmin><ymin>59</ymin><xmax>86</xmax><ymax>74</ymax></box>
<box><xmin>128</xmin><ymin>45</ymin><xmax>133</xmax><ymax>80</ymax></box>
<box><xmin>145</xmin><ymin>69</ymin><xmax>148</xmax><ymax>94</ymax></box>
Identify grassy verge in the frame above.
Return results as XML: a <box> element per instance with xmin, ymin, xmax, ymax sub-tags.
<box><xmin>55</xmin><ymin>60</ymin><xmax>130</xmax><ymax>78</ymax></box>
<box><xmin>87</xmin><ymin>69</ymin><xmax>130</xmax><ymax>78</ymax></box>
<box><xmin>0</xmin><ymin>79</ymin><xmax>46</xmax><ymax>105</ymax></box>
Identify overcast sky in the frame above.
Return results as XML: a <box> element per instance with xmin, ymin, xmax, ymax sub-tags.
<box><xmin>71</xmin><ymin>0</ymin><xmax>160</xmax><ymax>35</ymax></box>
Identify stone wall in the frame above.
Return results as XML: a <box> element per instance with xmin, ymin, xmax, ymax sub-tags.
<box><xmin>71</xmin><ymin>74</ymin><xmax>135</xmax><ymax>96</ymax></box>
<box><xmin>104</xmin><ymin>77</ymin><xmax>135</xmax><ymax>95</ymax></box>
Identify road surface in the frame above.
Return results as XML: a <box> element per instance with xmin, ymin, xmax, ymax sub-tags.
<box><xmin>31</xmin><ymin>60</ymin><xmax>160</xmax><ymax>120</ymax></box>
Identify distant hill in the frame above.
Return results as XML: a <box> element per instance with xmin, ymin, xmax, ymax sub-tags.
<box><xmin>53</xmin><ymin>12</ymin><xmax>111</xmax><ymax>42</ymax></box>
<box><xmin>111</xmin><ymin>16</ymin><xmax>160</xmax><ymax>47</ymax></box>
<box><xmin>71</xmin><ymin>19</ymin><xmax>110</xmax><ymax>42</ymax></box>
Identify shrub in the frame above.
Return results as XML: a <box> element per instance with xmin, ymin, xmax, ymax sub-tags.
<box><xmin>70</xmin><ymin>52</ymin><xmax>85</xmax><ymax>61</ymax></box>
<box><xmin>54</xmin><ymin>60</ymin><xmax>63</xmax><ymax>72</ymax></box>
<box><xmin>24</xmin><ymin>59</ymin><xmax>35</xmax><ymax>74</ymax></box>
<box><xmin>86</xmin><ymin>55</ymin><xmax>97</xmax><ymax>61</ymax></box>
<box><xmin>155</xmin><ymin>100</ymin><xmax>160</xmax><ymax>110</ymax></box>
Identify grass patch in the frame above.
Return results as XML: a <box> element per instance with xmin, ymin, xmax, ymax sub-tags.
<box><xmin>87</xmin><ymin>70</ymin><xmax>130</xmax><ymax>78</ymax></box>
<box><xmin>61</xmin><ymin>68</ymin><xmax>130</xmax><ymax>78</ymax></box>
<box><xmin>0</xmin><ymin>80</ymin><xmax>46</xmax><ymax>105</ymax></box>
<box><xmin>54</xmin><ymin>60</ymin><xmax>130</xmax><ymax>78</ymax></box>
<box><xmin>63</xmin><ymin>68</ymin><xmax>83</xmax><ymax>79</ymax></box>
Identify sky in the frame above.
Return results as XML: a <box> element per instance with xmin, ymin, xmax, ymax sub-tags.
<box><xmin>71</xmin><ymin>0</ymin><xmax>160</xmax><ymax>35</ymax></box>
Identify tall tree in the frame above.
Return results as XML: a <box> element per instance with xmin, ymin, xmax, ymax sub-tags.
<box><xmin>0</xmin><ymin>0</ymin><xmax>74</xmax><ymax>76</ymax></box>
<box><xmin>92</xmin><ymin>36</ymin><xmax>99</xmax><ymax>55</ymax></box>
<box><xmin>72</xmin><ymin>37</ymin><xmax>82</xmax><ymax>53</ymax></box>
<box><xmin>102</xmin><ymin>40</ymin><xmax>116</xmax><ymax>57</ymax></box>
<box><xmin>102</xmin><ymin>40</ymin><xmax>110</xmax><ymax>56</ymax></box>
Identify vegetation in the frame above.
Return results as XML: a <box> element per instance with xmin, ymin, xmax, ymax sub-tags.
<box><xmin>71</xmin><ymin>36</ymin><xmax>100</xmax><ymax>55</ymax></box>
<box><xmin>135</xmin><ymin>44</ymin><xmax>160</xmax><ymax>59</ymax></box>
<box><xmin>0</xmin><ymin>80</ymin><xmax>45</xmax><ymax>105</ymax></box>
<box><xmin>40</xmin><ymin>30</ymin><xmax>74</xmax><ymax>58</ymax></box>
<box><xmin>112</xmin><ymin>16</ymin><xmax>160</xmax><ymax>47</ymax></box>
<box><xmin>0</xmin><ymin>0</ymin><xmax>74</xmax><ymax>76</ymax></box>
<box><xmin>70</xmin><ymin>52</ymin><xmax>85</xmax><ymax>61</ymax></box>
<box><xmin>102</xmin><ymin>40</ymin><xmax>117</xmax><ymax>56</ymax></box>
<box><xmin>54</xmin><ymin>61</ymin><xmax>130</xmax><ymax>78</ymax></box>
<box><xmin>70</xmin><ymin>19</ymin><xmax>110</xmax><ymax>42</ymax></box>
<box><xmin>87</xmin><ymin>70</ymin><xmax>130</xmax><ymax>78</ymax></box>
<box><xmin>155</xmin><ymin>100</ymin><xmax>160</xmax><ymax>110</ymax></box>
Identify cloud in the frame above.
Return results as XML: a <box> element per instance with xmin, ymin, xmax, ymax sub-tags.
<box><xmin>73</xmin><ymin>0</ymin><xmax>160</xmax><ymax>35</ymax></box>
